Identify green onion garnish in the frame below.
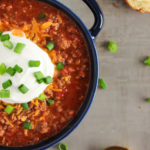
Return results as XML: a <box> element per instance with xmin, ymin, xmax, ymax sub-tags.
<box><xmin>2</xmin><ymin>80</ymin><xmax>12</xmax><ymax>89</ymax></box>
<box><xmin>34</xmin><ymin>71</ymin><xmax>44</xmax><ymax>80</ymax></box>
<box><xmin>21</xmin><ymin>103</ymin><xmax>29</xmax><ymax>110</ymax></box>
<box><xmin>47</xmin><ymin>99</ymin><xmax>54</xmax><ymax>106</ymax></box>
<box><xmin>38</xmin><ymin>13</ymin><xmax>46</xmax><ymax>19</ymax></box>
<box><xmin>0</xmin><ymin>90</ymin><xmax>10</xmax><ymax>98</ymax></box>
<box><xmin>23</xmin><ymin>122</ymin><xmax>32</xmax><ymax>130</ymax></box>
<box><xmin>37</xmin><ymin>79</ymin><xmax>43</xmax><ymax>84</ymax></box>
<box><xmin>18</xmin><ymin>84</ymin><xmax>29</xmax><ymax>94</ymax></box>
<box><xmin>28</xmin><ymin>60</ymin><xmax>40</xmax><ymax>67</ymax></box>
<box><xmin>14</xmin><ymin>64</ymin><xmax>23</xmax><ymax>73</ymax></box>
<box><xmin>44</xmin><ymin>76</ymin><xmax>53</xmax><ymax>84</ymax></box>
<box><xmin>1</xmin><ymin>34</ymin><xmax>10</xmax><ymax>41</ymax></box>
<box><xmin>3</xmin><ymin>40</ymin><xmax>13</xmax><ymax>49</ymax></box>
<box><xmin>38</xmin><ymin>93</ymin><xmax>46</xmax><ymax>101</ymax></box>
<box><xmin>14</xmin><ymin>43</ymin><xmax>26</xmax><ymax>54</ymax></box>
<box><xmin>144</xmin><ymin>57</ymin><xmax>150</xmax><ymax>66</ymax></box>
<box><xmin>0</xmin><ymin>63</ymin><xmax>6</xmax><ymax>75</ymax></box>
<box><xmin>58</xmin><ymin>143</ymin><xmax>68</xmax><ymax>150</ymax></box>
<box><xmin>98</xmin><ymin>78</ymin><xmax>107</xmax><ymax>90</ymax></box>
<box><xmin>108</xmin><ymin>41</ymin><xmax>118</xmax><ymax>53</ymax></box>
<box><xmin>6</xmin><ymin>67</ymin><xmax>16</xmax><ymax>76</ymax></box>
<box><xmin>147</xmin><ymin>98</ymin><xmax>150</xmax><ymax>102</ymax></box>
<box><xmin>0</xmin><ymin>31</ymin><xmax>2</xmax><ymax>35</ymax></box>
<box><xmin>46</xmin><ymin>42</ymin><xmax>54</xmax><ymax>51</ymax></box>
<box><xmin>4</xmin><ymin>105</ymin><xmax>14</xmax><ymax>114</ymax></box>
<box><xmin>57</xmin><ymin>62</ymin><xmax>64</xmax><ymax>70</ymax></box>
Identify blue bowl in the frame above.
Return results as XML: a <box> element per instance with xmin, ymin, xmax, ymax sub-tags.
<box><xmin>1</xmin><ymin>0</ymin><xmax>104</xmax><ymax>149</ymax></box>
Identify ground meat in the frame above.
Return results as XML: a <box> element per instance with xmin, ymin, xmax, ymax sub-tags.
<box><xmin>57</xmin><ymin>34</ymin><xmax>71</xmax><ymax>50</ymax></box>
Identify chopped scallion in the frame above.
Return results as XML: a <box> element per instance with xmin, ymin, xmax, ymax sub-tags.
<box><xmin>98</xmin><ymin>78</ymin><xmax>107</xmax><ymax>90</ymax></box>
<box><xmin>108</xmin><ymin>41</ymin><xmax>118</xmax><ymax>53</ymax></box>
<box><xmin>44</xmin><ymin>76</ymin><xmax>53</xmax><ymax>84</ymax></box>
<box><xmin>4</xmin><ymin>105</ymin><xmax>14</xmax><ymax>114</ymax></box>
<box><xmin>3</xmin><ymin>40</ymin><xmax>13</xmax><ymax>49</ymax></box>
<box><xmin>14</xmin><ymin>64</ymin><xmax>23</xmax><ymax>73</ymax></box>
<box><xmin>38</xmin><ymin>93</ymin><xmax>46</xmax><ymax>101</ymax></box>
<box><xmin>34</xmin><ymin>71</ymin><xmax>44</xmax><ymax>80</ymax></box>
<box><xmin>1</xmin><ymin>34</ymin><xmax>10</xmax><ymax>41</ymax></box>
<box><xmin>0</xmin><ymin>63</ymin><xmax>6</xmax><ymax>75</ymax></box>
<box><xmin>18</xmin><ymin>84</ymin><xmax>29</xmax><ymax>94</ymax></box>
<box><xmin>21</xmin><ymin>103</ymin><xmax>29</xmax><ymax>110</ymax></box>
<box><xmin>57</xmin><ymin>62</ymin><xmax>64</xmax><ymax>70</ymax></box>
<box><xmin>58</xmin><ymin>143</ymin><xmax>68</xmax><ymax>150</ymax></box>
<box><xmin>46</xmin><ymin>42</ymin><xmax>54</xmax><ymax>51</ymax></box>
<box><xmin>144</xmin><ymin>57</ymin><xmax>150</xmax><ymax>66</ymax></box>
<box><xmin>0</xmin><ymin>90</ymin><xmax>10</xmax><ymax>98</ymax></box>
<box><xmin>2</xmin><ymin>80</ymin><xmax>12</xmax><ymax>89</ymax></box>
<box><xmin>28</xmin><ymin>60</ymin><xmax>40</xmax><ymax>67</ymax></box>
<box><xmin>23</xmin><ymin>122</ymin><xmax>32</xmax><ymax>130</ymax></box>
<box><xmin>14</xmin><ymin>43</ymin><xmax>26</xmax><ymax>54</ymax></box>
<box><xmin>47</xmin><ymin>99</ymin><xmax>54</xmax><ymax>106</ymax></box>
<box><xmin>38</xmin><ymin>13</ymin><xmax>46</xmax><ymax>19</ymax></box>
<box><xmin>37</xmin><ymin>79</ymin><xmax>43</xmax><ymax>84</ymax></box>
<box><xmin>6</xmin><ymin>67</ymin><xmax>16</xmax><ymax>76</ymax></box>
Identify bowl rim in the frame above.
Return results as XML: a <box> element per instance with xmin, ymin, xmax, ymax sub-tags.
<box><xmin>0</xmin><ymin>0</ymin><xmax>99</xmax><ymax>149</ymax></box>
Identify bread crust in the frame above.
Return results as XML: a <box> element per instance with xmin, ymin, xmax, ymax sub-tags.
<box><xmin>126</xmin><ymin>0</ymin><xmax>150</xmax><ymax>13</ymax></box>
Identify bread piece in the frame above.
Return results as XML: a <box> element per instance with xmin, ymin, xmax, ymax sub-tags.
<box><xmin>126</xmin><ymin>0</ymin><xmax>150</xmax><ymax>13</ymax></box>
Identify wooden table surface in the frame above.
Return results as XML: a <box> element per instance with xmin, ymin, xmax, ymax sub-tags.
<box><xmin>50</xmin><ymin>0</ymin><xmax>150</xmax><ymax>150</ymax></box>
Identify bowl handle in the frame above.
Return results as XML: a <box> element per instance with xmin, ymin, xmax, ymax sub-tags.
<box><xmin>83</xmin><ymin>0</ymin><xmax>104</xmax><ymax>40</ymax></box>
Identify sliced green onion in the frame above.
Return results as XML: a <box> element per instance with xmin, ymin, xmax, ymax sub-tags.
<box><xmin>38</xmin><ymin>93</ymin><xmax>46</xmax><ymax>101</ymax></box>
<box><xmin>6</xmin><ymin>67</ymin><xmax>16</xmax><ymax>76</ymax></box>
<box><xmin>0</xmin><ymin>31</ymin><xmax>2</xmax><ymax>35</ymax></box>
<box><xmin>28</xmin><ymin>60</ymin><xmax>40</xmax><ymax>67</ymax></box>
<box><xmin>108</xmin><ymin>41</ymin><xmax>118</xmax><ymax>53</ymax></box>
<box><xmin>21</xmin><ymin>103</ymin><xmax>29</xmax><ymax>110</ymax></box>
<box><xmin>0</xmin><ymin>90</ymin><xmax>10</xmax><ymax>98</ymax></box>
<box><xmin>46</xmin><ymin>42</ymin><xmax>54</xmax><ymax>51</ymax></box>
<box><xmin>58</xmin><ymin>143</ymin><xmax>68</xmax><ymax>150</ymax></box>
<box><xmin>144</xmin><ymin>57</ymin><xmax>150</xmax><ymax>66</ymax></box>
<box><xmin>3</xmin><ymin>40</ymin><xmax>13</xmax><ymax>49</ymax></box>
<box><xmin>98</xmin><ymin>78</ymin><xmax>107</xmax><ymax>90</ymax></box>
<box><xmin>23</xmin><ymin>122</ymin><xmax>32</xmax><ymax>130</ymax></box>
<box><xmin>1</xmin><ymin>34</ymin><xmax>10</xmax><ymax>41</ymax></box>
<box><xmin>44</xmin><ymin>76</ymin><xmax>53</xmax><ymax>84</ymax></box>
<box><xmin>14</xmin><ymin>43</ymin><xmax>26</xmax><ymax>54</ymax></box>
<box><xmin>147</xmin><ymin>98</ymin><xmax>150</xmax><ymax>103</ymax></box>
<box><xmin>18</xmin><ymin>84</ymin><xmax>29</xmax><ymax>94</ymax></box>
<box><xmin>14</xmin><ymin>64</ymin><xmax>23</xmax><ymax>73</ymax></box>
<box><xmin>57</xmin><ymin>62</ymin><xmax>64</xmax><ymax>70</ymax></box>
<box><xmin>34</xmin><ymin>71</ymin><xmax>44</xmax><ymax>80</ymax></box>
<box><xmin>4</xmin><ymin>105</ymin><xmax>14</xmax><ymax>114</ymax></box>
<box><xmin>0</xmin><ymin>63</ymin><xmax>6</xmax><ymax>75</ymax></box>
<box><xmin>47</xmin><ymin>99</ymin><xmax>54</xmax><ymax>106</ymax></box>
<box><xmin>37</xmin><ymin>79</ymin><xmax>43</xmax><ymax>84</ymax></box>
<box><xmin>2</xmin><ymin>80</ymin><xmax>12</xmax><ymax>89</ymax></box>
<box><xmin>38</xmin><ymin>13</ymin><xmax>46</xmax><ymax>19</ymax></box>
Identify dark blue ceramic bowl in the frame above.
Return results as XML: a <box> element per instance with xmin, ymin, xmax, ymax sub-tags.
<box><xmin>1</xmin><ymin>0</ymin><xmax>104</xmax><ymax>149</ymax></box>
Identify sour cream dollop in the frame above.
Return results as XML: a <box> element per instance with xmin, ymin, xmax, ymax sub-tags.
<box><xmin>0</xmin><ymin>31</ymin><xmax>55</xmax><ymax>104</ymax></box>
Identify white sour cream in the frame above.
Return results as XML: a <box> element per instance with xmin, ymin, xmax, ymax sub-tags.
<box><xmin>0</xmin><ymin>31</ymin><xmax>55</xmax><ymax>103</ymax></box>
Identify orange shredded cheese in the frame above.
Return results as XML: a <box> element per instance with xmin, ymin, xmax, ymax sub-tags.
<box><xmin>4</xmin><ymin>116</ymin><xmax>13</xmax><ymax>127</ymax></box>
<box><xmin>33</xmin><ymin>110</ymin><xmax>40</xmax><ymax>117</ymax></box>
<box><xmin>41</xmin><ymin>22</ymin><xmax>52</xmax><ymax>30</ymax></box>
<box><xmin>62</xmin><ymin>75</ymin><xmax>71</xmax><ymax>82</ymax></box>
<box><xmin>11</xmin><ymin>29</ymin><xmax>24</xmax><ymax>37</ymax></box>
<box><xmin>0</xmin><ymin>105</ymin><xmax>4</xmax><ymax>109</ymax></box>
<box><xmin>24</xmin><ymin>129</ymin><xmax>28</xmax><ymax>136</ymax></box>
<box><xmin>21</xmin><ymin>116</ymin><xmax>27</xmax><ymax>122</ymax></box>
<box><xmin>2</xmin><ymin>137</ymin><xmax>5</xmax><ymax>144</ymax></box>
